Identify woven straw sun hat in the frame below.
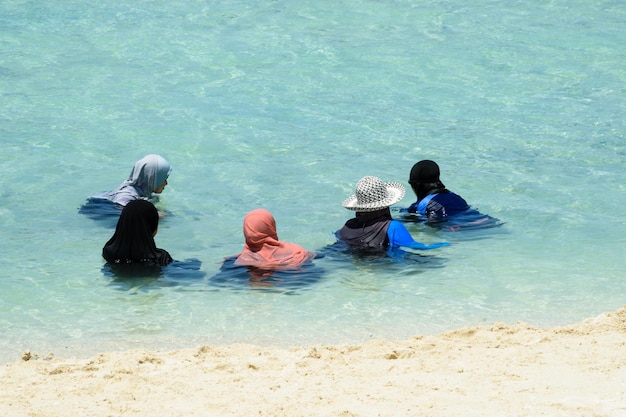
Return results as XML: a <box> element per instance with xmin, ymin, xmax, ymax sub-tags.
<box><xmin>342</xmin><ymin>176</ymin><xmax>406</xmax><ymax>212</ymax></box>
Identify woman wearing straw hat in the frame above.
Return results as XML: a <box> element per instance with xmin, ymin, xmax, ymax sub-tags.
<box><xmin>336</xmin><ymin>176</ymin><xmax>450</xmax><ymax>252</ymax></box>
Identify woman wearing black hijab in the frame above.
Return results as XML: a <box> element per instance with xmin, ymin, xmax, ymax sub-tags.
<box><xmin>406</xmin><ymin>160</ymin><xmax>469</xmax><ymax>220</ymax></box>
<box><xmin>404</xmin><ymin>160</ymin><xmax>501</xmax><ymax>229</ymax></box>
<box><xmin>103</xmin><ymin>199</ymin><xmax>173</xmax><ymax>266</ymax></box>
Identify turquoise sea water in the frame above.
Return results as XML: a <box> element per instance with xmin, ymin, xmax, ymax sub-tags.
<box><xmin>1</xmin><ymin>0</ymin><xmax>625</xmax><ymax>363</ymax></box>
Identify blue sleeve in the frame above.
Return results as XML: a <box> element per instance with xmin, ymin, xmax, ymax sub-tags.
<box><xmin>387</xmin><ymin>220</ymin><xmax>450</xmax><ymax>250</ymax></box>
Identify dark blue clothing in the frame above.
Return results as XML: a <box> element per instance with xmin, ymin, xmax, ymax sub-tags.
<box><xmin>406</xmin><ymin>192</ymin><xmax>469</xmax><ymax>220</ymax></box>
<box><xmin>208</xmin><ymin>256</ymin><xmax>324</xmax><ymax>291</ymax></box>
<box><xmin>102</xmin><ymin>258</ymin><xmax>205</xmax><ymax>289</ymax></box>
<box><xmin>402</xmin><ymin>192</ymin><xmax>503</xmax><ymax>230</ymax></box>
<box><xmin>78</xmin><ymin>197</ymin><xmax>123</xmax><ymax>224</ymax></box>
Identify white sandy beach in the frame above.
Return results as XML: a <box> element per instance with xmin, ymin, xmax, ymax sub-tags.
<box><xmin>1</xmin><ymin>307</ymin><xmax>625</xmax><ymax>417</ymax></box>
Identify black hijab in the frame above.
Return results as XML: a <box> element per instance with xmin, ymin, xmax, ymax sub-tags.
<box><xmin>409</xmin><ymin>160</ymin><xmax>449</xmax><ymax>201</ymax></box>
<box><xmin>337</xmin><ymin>207</ymin><xmax>393</xmax><ymax>249</ymax></box>
<box><xmin>102</xmin><ymin>199</ymin><xmax>172</xmax><ymax>266</ymax></box>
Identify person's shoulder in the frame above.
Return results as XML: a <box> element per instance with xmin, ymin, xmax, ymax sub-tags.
<box><xmin>436</xmin><ymin>191</ymin><xmax>467</xmax><ymax>204</ymax></box>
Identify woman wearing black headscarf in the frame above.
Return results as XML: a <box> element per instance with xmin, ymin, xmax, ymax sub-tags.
<box><xmin>404</xmin><ymin>160</ymin><xmax>501</xmax><ymax>229</ymax></box>
<box><xmin>406</xmin><ymin>160</ymin><xmax>469</xmax><ymax>221</ymax></box>
<box><xmin>102</xmin><ymin>199</ymin><xmax>173</xmax><ymax>266</ymax></box>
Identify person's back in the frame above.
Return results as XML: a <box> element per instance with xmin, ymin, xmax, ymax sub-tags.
<box><xmin>406</xmin><ymin>190</ymin><xmax>470</xmax><ymax>221</ymax></box>
<box><xmin>233</xmin><ymin>208</ymin><xmax>316</xmax><ymax>271</ymax></box>
<box><xmin>102</xmin><ymin>199</ymin><xmax>173</xmax><ymax>267</ymax></box>
<box><xmin>337</xmin><ymin>208</ymin><xmax>393</xmax><ymax>250</ymax></box>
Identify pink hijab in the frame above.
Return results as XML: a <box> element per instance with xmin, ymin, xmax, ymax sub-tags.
<box><xmin>234</xmin><ymin>209</ymin><xmax>315</xmax><ymax>270</ymax></box>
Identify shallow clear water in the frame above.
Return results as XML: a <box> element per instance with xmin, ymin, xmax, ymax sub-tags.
<box><xmin>1</xmin><ymin>0</ymin><xmax>625</xmax><ymax>363</ymax></box>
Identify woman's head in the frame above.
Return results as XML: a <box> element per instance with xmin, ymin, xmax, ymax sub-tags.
<box><xmin>409</xmin><ymin>160</ymin><xmax>447</xmax><ymax>201</ymax></box>
<box><xmin>409</xmin><ymin>160</ymin><xmax>440</xmax><ymax>184</ymax></box>
<box><xmin>242</xmin><ymin>208</ymin><xmax>278</xmax><ymax>251</ymax></box>
<box><xmin>119</xmin><ymin>199</ymin><xmax>159</xmax><ymax>235</ymax></box>
<box><xmin>127</xmin><ymin>154</ymin><xmax>172</xmax><ymax>197</ymax></box>
<box><xmin>102</xmin><ymin>199</ymin><xmax>160</xmax><ymax>263</ymax></box>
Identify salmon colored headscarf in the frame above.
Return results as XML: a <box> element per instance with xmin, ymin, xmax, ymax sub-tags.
<box><xmin>234</xmin><ymin>209</ymin><xmax>315</xmax><ymax>270</ymax></box>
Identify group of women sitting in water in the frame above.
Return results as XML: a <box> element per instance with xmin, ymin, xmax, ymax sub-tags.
<box><xmin>83</xmin><ymin>154</ymin><xmax>500</xmax><ymax>280</ymax></box>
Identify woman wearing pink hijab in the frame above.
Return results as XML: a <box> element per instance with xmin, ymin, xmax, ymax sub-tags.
<box><xmin>234</xmin><ymin>208</ymin><xmax>316</xmax><ymax>271</ymax></box>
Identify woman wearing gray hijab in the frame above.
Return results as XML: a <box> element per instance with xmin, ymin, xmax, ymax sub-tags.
<box><xmin>80</xmin><ymin>154</ymin><xmax>172</xmax><ymax>222</ymax></box>
<box><xmin>97</xmin><ymin>154</ymin><xmax>172</xmax><ymax>206</ymax></box>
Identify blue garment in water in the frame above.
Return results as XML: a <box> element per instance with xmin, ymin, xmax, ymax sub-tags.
<box><xmin>78</xmin><ymin>197</ymin><xmax>123</xmax><ymax>224</ymax></box>
<box><xmin>407</xmin><ymin>192</ymin><xmax>470</xmax><ymax>218</ymax></box>
<box><xmin>387</xmin><ymin>221</ymin><xmax>450</xmax><ymax>250</ymax></box>
<box><xmin>401</xmin><ymin>192</ymin><xmax>502</xmax><ymax>230</ymax></box>
<box><xmin>208</xmin><ymin>256</ymin><xmax>324</xmax><ymax>291</ymax></box>
<box><xmin>102</xmin><ymin>258</ymin><xmax>205</xmax><ymax>291</ymax></box>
